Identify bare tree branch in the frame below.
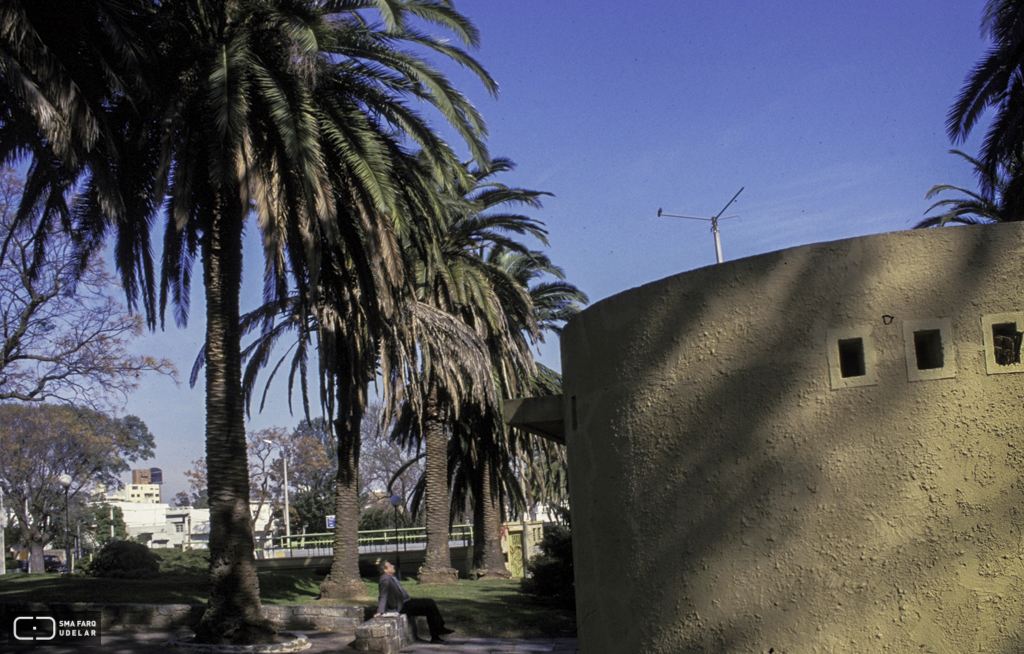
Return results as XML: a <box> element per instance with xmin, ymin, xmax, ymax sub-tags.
<box><xmin>0</xmin><ymin>168</ymin><xmax>176</xmax><ymax>409</ymax></box>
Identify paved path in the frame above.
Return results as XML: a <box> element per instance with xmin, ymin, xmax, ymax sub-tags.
<box><xmin>4</xmin><ymin>628</ymin><xmax>579</xmax><ymax>653</ymax></box>
<box><xmin>399</xmin><ymin>636</ymin><xmax>578</xmax><ymax>653</ymax></box>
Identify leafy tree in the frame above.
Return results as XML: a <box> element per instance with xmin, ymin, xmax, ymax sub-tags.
<box><xmin>182</xmin><ymin>428</ymin><xmax>291</xmax><ymax>522</ymax></box>
<box><xmin>172</xmin><ymin>491</ymin><xmax>194</xmax><ymax>508</ymax></box>
<box><xmin>182</xmin><ymin>458</ymin><xmax>210</xmax><ymax>509</ymax></box>
<box><xmin>81</xmin><ymin>502</ymin><xmax>129</xmax><ymax>548</ymax></box>
<box><xmin>0</xmin><ymin>403</ymin><xmax>154</xmax><ymax>571</ymax></box>
<box><xmin>283</xmin><ymin>419</ymin><xmax>335</xmax><ymax>536</ymax></box>
<box><xmin>290</xmin><ymin>489</ymin><xmax>334</xmax><ymax>535</ymax></box>
<box><xmin>0</xmin><ymin>167</ymin><xmax>175</xmax><ymax>408</ymax></box>
<box><xmin>249</xmin><ymin>427</ymin><xmax>317</xmax><ymax>543</ymax></box>
<box><xmin>360</xmin><ymin>403</ymin><xmax>422</xmax><ymax>517</ymax></box>
<box><xmin>285</xmin><ymin>420</ymin><xmax>336</xmax><ymax>504</ymax></box>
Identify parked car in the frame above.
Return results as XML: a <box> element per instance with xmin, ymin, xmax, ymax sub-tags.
<box><xmin>43</xmin><ymin>555</ymin><xmax>62</xmax><ymax>573</ymax></box>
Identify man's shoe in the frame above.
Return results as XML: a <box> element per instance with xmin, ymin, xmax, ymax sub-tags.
<box><xmin>439</xmin><ymin>627</ymin><xmax>455</xmax><ymax>634</ymax></box>
<box><xmin>430</xmin><ymin>637</ymin><xmax>448</xmax><ymax>644</ymax></box>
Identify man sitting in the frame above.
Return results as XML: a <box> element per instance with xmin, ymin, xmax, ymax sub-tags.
<box><xmin>373</xmin><ymin>560</ymin><xmax>455</xmax><ymax>643</ymax></box>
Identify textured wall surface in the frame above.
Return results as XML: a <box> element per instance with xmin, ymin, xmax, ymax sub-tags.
<box><xmin>561</xmin><ymin>223</ymin><xmax>1024</xmax><ymax>654</ymax></box>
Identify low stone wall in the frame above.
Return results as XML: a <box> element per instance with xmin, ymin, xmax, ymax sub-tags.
<box><xmin>0</xmin><ymin>602</ymin><xmax>364</xmax><ymax>631</ymax></box>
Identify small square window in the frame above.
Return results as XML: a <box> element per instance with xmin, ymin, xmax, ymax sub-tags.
<box><xmin>992</xmin><ymin>322</ymin><xmax>1021</xmax><ymax>365</ymax></box>
<box><xmin>827</xmin><ymin>327</ymin><xmax>877</xmax><ymax>389</ymax></box>
<box><xmin>837</xmin><ymin>338</ymin><xmax>866</xmax><ymax>378</ymax></box>
<box><xmin>903</xmin><ymin>318</ymin><xmax>955</xmax><ymax>382</ymax></box>
<box><xmin>982</xmin><ymin>313</ymin><xmax>1024</xmax><ymax>375</ymax></box>
<box><xmin>913</xmin><ymin>330</ymin><xmax>944</xmax><ymax>370</ymax></box>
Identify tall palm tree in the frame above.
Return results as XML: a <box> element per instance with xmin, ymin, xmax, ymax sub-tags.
<box><xmin>392</xmin><ymin>159</ymin><xmax>557</xmax><ymax>583</ymax></box>
<box><xmin>948</xmin><ymin>0</ymin><xmax>1024</xmax><ymax>200</ymax></box>
<box><xmin>73</xmin><ymin>0</ymin><xmax>496</xmax><ymax>642</ymax></box>
<box><xmin>917</xmin><ymin>149</ymin><xmax>1024</xmax><ymax>227</ymax></box>
<box><xmin>447</xmin><ymin>247</ymin><xmax>587</xmax><ymax>578</ymax></box>
<box><xmin>194</xmin><ymin>3</ymin><xmax>499</xmax><ymax>603</ymax></box>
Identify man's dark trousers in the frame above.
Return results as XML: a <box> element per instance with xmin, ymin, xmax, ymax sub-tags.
<box><xmin>378</xmin><ymin>572</ymin><xmax>448</xmax><ymax>640</ymax></box>
<box><xmin>402</xmin><ymin>598</ymin><xmax>445</xmax><ymax>640</ymax></box>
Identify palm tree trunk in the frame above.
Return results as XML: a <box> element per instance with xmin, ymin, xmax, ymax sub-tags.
<box><xmin>319</xmin><ymin>377</ymin><xmax>368</xmax><ymax>600</ymax></box>
<box><xmin>418</xmin><ymin>382</ymin><xmax>458</xmax><ymax>584</ymax></box>
<box><xmin>473</xmin><ymin>458</ymin><xmax>511</xmax><ymax>579</ymax></box>
<box><xmin>195</xmin><ymin>204</ymin><xmax>274</xmax><ymax>644</ymax></box>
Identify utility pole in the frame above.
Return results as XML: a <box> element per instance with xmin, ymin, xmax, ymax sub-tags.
<box><xmin>263</xmin><ymin>438</ymin><xmax>291</xmax><ymax>542</ymax></box>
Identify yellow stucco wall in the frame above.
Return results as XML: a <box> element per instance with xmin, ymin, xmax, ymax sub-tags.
<box><xmin>561</xmin><ymin>223</ymin><xmax>1024</xmax><ymax>653</ymax></box>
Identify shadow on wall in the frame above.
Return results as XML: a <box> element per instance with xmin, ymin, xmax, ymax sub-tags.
<box><xmin>562</xmin><ymin>223</ymin><xmax>1024</xmax><ymax>654</ymax></box>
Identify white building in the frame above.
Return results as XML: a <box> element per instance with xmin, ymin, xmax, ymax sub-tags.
<box><xmin>101</xmin><ymin>501</ymin><xmax>272</xmax><ymax>550</ymax></box>
<box><xmin>97</xmin><ymin>482</ymin><xmax>162</xmax><ymax>504</ymax></box>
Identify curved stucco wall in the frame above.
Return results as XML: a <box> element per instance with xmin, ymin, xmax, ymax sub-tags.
<box><xmin>561</xmin><ymin>223</ymin><xmax>1024</xmax><ymax>653</ymax></box>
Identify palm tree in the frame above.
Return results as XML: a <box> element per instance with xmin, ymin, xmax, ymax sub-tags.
<box><xmin>918</xmin><ymin>149</ymin><xmax>1024</xmax><ymax>227</ymax></box>
<box><xmin>447</xmin><ymin>247</ymin><xmax>587</xmax><ymax>578</ymax></box>
<box><xmin>189</xmin><ymin>3</ymin><xmax>499</xmax><ymax>604</ymax></box>
<box><xmin>72</xmin><ymin>0</ymin><xmax>497</xmax><ymax>642</ymax></box>
<box><xmin>0</xmin><ymin>0</ymin><xmax>153</xmax><ymax>293</ymax></box>
<box><xmin>392</xmin><ymin>159</ymin><xmax>562</xmax><ymax>583</ymax></box>
<box><xmin>947</xmin><ymin>0</ymin><xmax>1024</xmax><ymax>200</ymax></box>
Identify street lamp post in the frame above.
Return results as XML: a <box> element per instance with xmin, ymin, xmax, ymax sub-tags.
<box><xmin>263</xmin><ymin>439</ymin><xmax>291</xmax><ymax>544</ymax></box>
<box><xmin>389</xmin><ymin>494</ymin><xmax>401</xmax><ymax>579</ymax></box>
<box><xmin>58</xmin><ymin>474</ymin><xmax>72</xmax><ymax>573</ymax></box>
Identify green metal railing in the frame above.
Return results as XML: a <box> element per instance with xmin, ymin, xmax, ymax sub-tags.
<box><xmin>258</xmin><ymin>524</ymin><xmax>474</xmax><ymax>558</ymax></box>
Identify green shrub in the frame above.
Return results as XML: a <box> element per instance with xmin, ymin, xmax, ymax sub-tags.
<box><xmin>358</xmin><ymin>507</ymin><xmax>393</xmax><ymax>531</ymax></box>
<box><xmin>359</xmin><ymin>558</ymin><xmax>382</xmax><ymax>579</ymax></box>
<box><xmin>152</xmin><ymin>548</ymin><xmax>209</xmax><ymax>574</ymax></box>
<box><xmin>522</xmin><ymin>525</ymin><xmax>574</xmax><ymax>609</ymax></box>
<box><xmin>83</xmin><ymin>540</ymin><xmax>160</xmax><ymax>579</ymax></box>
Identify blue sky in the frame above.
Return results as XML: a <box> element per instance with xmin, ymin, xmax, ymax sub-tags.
<box><xmin>120</xmin><ymin>0</ymin><xmax>992</xmax><ymax>500</ymax></box>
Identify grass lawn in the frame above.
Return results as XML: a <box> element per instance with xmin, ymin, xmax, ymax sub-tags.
<box><xmin>0</xmin><ymin>570</ymin><xmax>575</xmax><ymax>638</ymax></box>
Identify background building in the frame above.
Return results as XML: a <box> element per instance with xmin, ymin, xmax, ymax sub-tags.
<box><xmin>95</xmin><ymin>467</ymin><xmax>269</xmax><ymax>549</ymax></box>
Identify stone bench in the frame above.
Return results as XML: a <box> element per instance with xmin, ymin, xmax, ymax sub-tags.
<box><xmin>351</xmin><ymin>613</ymin><xmax>415</xmax><ymax>653</ymax></box>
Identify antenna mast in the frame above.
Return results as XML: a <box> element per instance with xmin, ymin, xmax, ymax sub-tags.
<box><xmin>658</xmin><ymin>187</ymin><xmax>744</xmax><ymax>264</ymax></box>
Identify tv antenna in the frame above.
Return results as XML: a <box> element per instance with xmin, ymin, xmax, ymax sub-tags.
<box><xmin>658</xmin><ymin>187</ymin><xmax>744</xmax><ymax>264</ymax></box>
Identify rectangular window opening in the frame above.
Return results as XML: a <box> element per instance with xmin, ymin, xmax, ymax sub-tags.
<box><xmin>992</xmin><ymin>322</ymin><xmax>1022</xmax><ymax>366</ymax></box>
<box><xmin>837</xmin><ymin>338</ymin><xmax>865</xmax><ymax>378</ymax></box>
<box><xmin>914</xmin><ymin>329</ymin><xmax>944</xmax><ymax>370</ymax></box>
